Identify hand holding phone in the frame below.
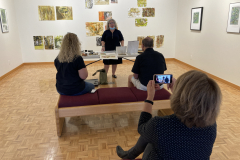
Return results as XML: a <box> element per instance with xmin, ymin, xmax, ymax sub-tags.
<box><xmin>153</xmin><ymin>74</ymin><xmax>173</xmax><ymax>84</ymax></box>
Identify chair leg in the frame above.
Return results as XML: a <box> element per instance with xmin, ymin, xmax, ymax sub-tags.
<box><xmin>55</xmin><ymin>106</ymin><xmax>65</xmax><ymax>137</ymax></box>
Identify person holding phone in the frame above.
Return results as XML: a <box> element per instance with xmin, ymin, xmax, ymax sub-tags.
<box><xmin>117</xmin><ymin>70</ymin><xmax>222</xmax><ymax>160</ymax></box>
<box><xmin>165</xmin><ymin>76</ymin><xmax>169</xmax><ymax>83</ymax></box>
<box><xmin>101</xmin><ymin>19</ymin><xmax>124</xmax><ymax>78</ymax></box>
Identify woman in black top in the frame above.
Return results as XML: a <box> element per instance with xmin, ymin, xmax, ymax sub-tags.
<box><xmin>117</xmin><ymin>70</ymin><xmax>222</xmax><ymax>160</ymax></box>
<box><xmin>101</xmin><ymin>19</ymin><xmax>124</xmax><ymax>78</ymax></box>
<box><xmin>54</xmin><ymin>33</ymin><xmax>95</xmax><ymax>96</ymax></box>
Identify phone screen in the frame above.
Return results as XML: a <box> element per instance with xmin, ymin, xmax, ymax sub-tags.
<box><xmin>154</xmin><ymin>74</ymin><xmax>172</xmax><ymax>84</ymax></box>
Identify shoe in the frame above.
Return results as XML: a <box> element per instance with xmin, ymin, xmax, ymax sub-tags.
<box><xmin>116</xmin><ymin>145</ymin><xmax>137</xmax><ymax>159</ymax></box>
<box><xmin>116</xmin><ymin>146</ymin><xmax>128</xmax><ymax>158</ymax></box>
<box><xmin>112</xmin><ymin>75</ymin><xmax>117</xmax><ymax>78</ymax></box>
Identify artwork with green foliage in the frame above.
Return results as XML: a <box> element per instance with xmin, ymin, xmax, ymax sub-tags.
<box><xmin>85</xmin><ymin>0</ymin><xmax>93</xmax><ymax>9</ymax></box>
<box><xmin>33</xmin><ymin>36</ymin><xmax>44</xmax><ymax>50</ymax></box>
<box><xmin>54</xmin><ymin>36</ymin><xmax>63</xmax><ymax>49</ymax></box>
<box><xmin>0</xmin><ymin>9</ymin><xmax>9</xmax><ymax>32</ymax></box>
<box><xmin>44</xmin><ymin>36</ymin><xmax>54</xmax><ymax>49</ymax></box>
<box><xmin>142</xmin><ymin>8</ymin><xmax>155</xmax><ymax>17</ymax></box>
<box><xmin>135</xmin><ymin>18</ymin><xmax>148</xmax><ymax>27</ymax></box>
<box><xmin>128</xmin><ymin>8</ymin><xmax>141</xmax><ymax>18</ymax></box>
<box><xmin>94</xmin><ymin>0</ymin><xmax>109</xmax><ymax>5</ymax></box>
<box><xmin>38</xmin><ymin>6</ymin><xmax>55</xmax><ymax>21</ymax></box>
<box><xmin>230</xmin><ymin>7</ymin><xmax>240</xmax><ymax>25</ymax></box>
<box><xmin>137</xmin><ymin>0</ymin><xmax>147</xmax><ymax>7</ymax></box>
<box><xmin>193</xmin><ymin>12</ymin><xmax>199</xmax><ymax>23</ymax></box>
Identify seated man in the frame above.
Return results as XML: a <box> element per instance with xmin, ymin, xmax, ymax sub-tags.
<box><xmin>128</xmin><ymin>37</ymin><xmax>167</xmax><ymax>91</ymax></box>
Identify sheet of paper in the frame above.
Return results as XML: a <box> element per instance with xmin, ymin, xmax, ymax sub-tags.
<box><xmin>127</xmin><ymin>41</ymin><xmax>139</xmax><ymax>55</ymax></box>
<box><xmin>116</xmin><ymin>46</ymin><xmax>127</xmax><ymax>55</ymax></box>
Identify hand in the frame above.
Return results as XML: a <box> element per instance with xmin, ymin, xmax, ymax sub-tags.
<box><xmin>167</xmin><ymin>77</ymin><xmax>176</xmax><ymax>93</ymax></box>
<box><xmin>155</xmin><ymin>84</ymin><xmax>161</xmax><ymax>90</ymax></box>
<box><xmin>101</xmin><ymin>46</ymin><xmax>105</xmax><ymax>51</ymax></box>
<box><xmin>147</xmin><ymin>80</ymin><xmax>156</xmax><ymax>101</ymax></box>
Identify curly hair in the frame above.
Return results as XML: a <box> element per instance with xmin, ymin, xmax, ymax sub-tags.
<box><xmin>170</xmin><ymin>70</ymin><xmax>222</xmax><ymax>128</ymax></box>
<box><xmin>57</xmin><ymin>33</ymin><xmax>82</xmax><ymax>63</ymax></box>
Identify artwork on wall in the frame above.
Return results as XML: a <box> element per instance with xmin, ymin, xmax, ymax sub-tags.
<box><xmin>0</xmin><ymin>8</ymin><xmax>9</xmax><ymax>33</ymax></box>
<box><xmin>135</xmin><ymin>18</ymin><xmax>148</xmax><ymax>27</ymax></box>
<box><xmin>111</xmin><ymin>0</ymin><xmax>118</xmax><ymax>3</ymax></box>
<box><xmin>138</xmin><ymin>0</ymin><xmax>147</xmax><ymax>7</ymax></box>
<box><xmin>128</xmin><ymin>8</ymin><xmax>141</xmax><ymax>18</ymax></box>
<box><xmin>94</xmin><ymin>0</ymin><xmax>109</xmax><ymax>5</ymax></box>
<box><xmin>137</xmin><ymin>36</ymin><xmax>145</xmax><ymax>48</ymax></box>
<box><xmin>227</xmin><ymin>3</ymin><xmax>240</xmax><ymax>33</ymax></box>
<box><xmin>147</xmin><ymin>35</ymin><xmax>155</xmax><ymax>47</ymax></box>
<box><xmin>86</xmin><ymin>22</ymin><xmax>104</xmax><ymax>36</ymax></box>
<box><xmin>96</xmin><ymin>37</ymin><xmax>102</xmax><ymax>46</ymax></box>
<box><xmin>156</xmin><ymin>35</ymin><xmax>164</xmax><ymax>48</ymax></box>
<box><xmin>56</xmin><ymin>6</ymin><xmax>73</xmax><ymax>20</ymax></box>
<box><xmin>142</xmin><ymin>8</ymin><xmax>155</xmax><ymax>17</ymax></box>
<box><xmin>33</xmin><ymin>36</ymin><xmax>44</xmax><ymax>50</ymax></box>
<box><xmin>190</xmin><ymin>7</ymin><xmax>203</xmax><ymax>31</ymax></box>
<box><xmin>99</xmin><ymin>11</ymin><xmax>112</xmax><ymax>21</ymax></box>
<box><xmin>38</xmin><ymin>6</ymin><xmax>55</xmax><ymax>21</ymax></box>
<box><xmin>54</xmin><ymin>35</ymin><xmax>63</xmax><ymax>49</ymax></box>
<box><xmin>44</xmin><ymin>36</ymin><xmax>54</xmax><ymax>49</ymax></box>
<box><xmin>85</xmin><ymin>0</ymin><xmax>93</xmax><ymax>9</ymax></box>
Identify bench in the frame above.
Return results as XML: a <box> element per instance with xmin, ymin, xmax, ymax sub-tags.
<box><xmin>55</xmin><ymin>87</ymin><xmax>171</xmax><ymax>137</ymax></box>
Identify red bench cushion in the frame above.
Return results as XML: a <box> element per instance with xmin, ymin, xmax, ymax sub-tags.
<box><xmin>98</xmin><ymin>87</ymin><xmax>138</xmax><ymax>104</ymax></box>
<box><xmin>58</xmin><ymin>92</ymin><xmax>99</xmax><ymax>108</ymax></box>
<box><xmin>130</xmin><ymin>87</ymin><xmax>171</xmax><ymax>101</ymax></box>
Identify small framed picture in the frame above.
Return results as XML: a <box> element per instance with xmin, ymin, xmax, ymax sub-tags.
<box><xmin>227</xmin><ymin>3</ymin><xmax>240</xmax><ymax>33</ymax></box>
<box><xmin>0</xmin><ymin>8</ymin><xmax>9</xmax><ymax>33</ymax></box>
<box><xmin>190</xmin><ymin>7</ymin><xmax>203</xmax><ymax>31</ymax></box>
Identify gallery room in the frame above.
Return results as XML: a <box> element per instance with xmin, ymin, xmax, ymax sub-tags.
<box><xmin>0</xmin><ymin>0</ymin><xmax>240</xmax><ymax>159</ymax></box>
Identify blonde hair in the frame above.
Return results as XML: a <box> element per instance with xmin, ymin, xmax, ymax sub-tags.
<box><xmin>106</xmin><ymin>19</ymin><xmax>118</xmax><ymax>30</ymax></box>
<box><xmin>57</xmin><ymin>33</ymin><xmax>81</xmax><ymax>63</ymax></box>
<box><xmin>170</xmin><ymin>70</ymin><xmax>222</xmax><ymax>128</ymax></box>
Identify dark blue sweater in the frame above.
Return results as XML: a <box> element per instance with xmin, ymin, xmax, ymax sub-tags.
<box><xmin>138</xmin><ymin>112</ymin><xmax>216</xmax><ymax>160</ymax></box>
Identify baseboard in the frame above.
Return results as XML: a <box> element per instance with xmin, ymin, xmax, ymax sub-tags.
<box><xmin>1</xmin><ymin>58</ymin><xmax>239</xmax><ymax>91</ymax></box>
<box><xmin>174</xmin><ymin>59</ymin><xmax>240</xmax><ymax>91</ymax></box>
<box><xmin>0</xmin><ymin>64</ymin><xmax>24</xmax><ymax>81</ymax></box>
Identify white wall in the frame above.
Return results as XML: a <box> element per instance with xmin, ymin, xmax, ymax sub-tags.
<box><xmin>0</xmin><ymin>0</ymin><xmax>22</xmax><ymax>77</ymax></box>
<box><xmin>175</xmin><ymin>0</ymin><xmax>240</xmax><ymax>86</ymax></box>
<box><xmin>13</xmin><ymin>0</ymin><xmax>178</xmax><ymax>62</ymax></box>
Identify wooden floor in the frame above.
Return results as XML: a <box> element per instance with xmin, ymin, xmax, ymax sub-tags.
<box><xmin>0</xmin><ymin>60</ymin><xmax>240</xmax><ymax>160</ymax></box>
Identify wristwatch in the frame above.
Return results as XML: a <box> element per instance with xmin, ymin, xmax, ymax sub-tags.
<box><xmin>144</xmin><ymin>100</ymin><xmax>154</xmax><ymax>105</ymax></box>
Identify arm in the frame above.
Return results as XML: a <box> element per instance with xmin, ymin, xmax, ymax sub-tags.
<box><xmin>78</xmin><ymin>68</ymin><xmax>88</xmax><ymax>80</ymax></box>
<box><xmin>101</xmin><ymin>41</ymin><xmax>105</xmax><ymax>51</ymax></box>
<box><xmin>121</xmin><ymin>40</ymin><xmax>124</xmax><ymax>46</ymax></box>
<box><xmin>133</xmin><ymin>73</ymin><xmax>138</xmax><ymax>79</ymax></box>
<box><xmin>167</xmin><ymin>77</ymin><xmax>176</xmax><ymax>93</ymax></box>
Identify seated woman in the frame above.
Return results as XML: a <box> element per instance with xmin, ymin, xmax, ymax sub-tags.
<box><xmin>54</xmin><ymin>33</ymin><xmax>95</xmax><ymax>96</ymax></box>
<box><xmin>116</xmin><ymin>70</ymin><xmax>222</xmax><ymax>160</ymax></box>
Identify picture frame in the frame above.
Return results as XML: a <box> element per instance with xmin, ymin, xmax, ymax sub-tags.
<box><xmin>0</xmin><ymin>8</ymin><xmax>9</xmax><ymax>33</ymax></box>
<box><xmin>227</xmin><ymin>3</ymin><xmax>240</xmax><ymax>33</ymax></box>
<box><xmin>190</xmin><ymin>7</ymin><xmax>203</xmax><ymax>31</ymax></box>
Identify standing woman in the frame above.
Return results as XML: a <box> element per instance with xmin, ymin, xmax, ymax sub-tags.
<box><xmin>54</xmin><ymin>33</ymin><xmax>95</xmax><ymax>96</ymax></box>
<box><xmin>101</xmin><ymin>19</ymin><xmax>124</xmax><ymax>78</ymax></box>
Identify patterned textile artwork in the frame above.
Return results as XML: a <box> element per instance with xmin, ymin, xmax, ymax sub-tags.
<box><xmin>85</xmin><ymin>0</ymin><xmax>93</xmax><ymax>9</ymax></box>
<box><xmin>137</xmin><ymin>36</ymin><xmax>145</xmax><ymax>48</ymax></box>
<box><xmin>138</xmin><ymin>0</ymin><xmax>147</xmax><ymax>7</ymax></box>
<box><xmin>86</xmin><ymin>22</ymin><xmax>104</xmax><ymax>36</ymax></box>
<box><xmin>193</xmin><ymin>12</ymin><xmax>199</xmax><ymax>23</ymax></box>
<box><xmin>96</xmin><ymin>37</ymin><xmax>102</xmax><ymax>46</ymax></box>
<box><xmin>135</xmin><ymin>18</ymin><xmax>148</xmax><ymax>27</ymax></box>
<box><xmin>44</xmin><ymin>36</ymin><xmax>54</xmax><ymax>49</ymax></box>
<box><xmin>230</xmin><ymin>7</ymin><xmax>240</xmax><ymax>25</ymax></box>
<box><xmin>99</xmin><ymin>11</ymin><xmax>112</xmax><ymax>21</ymax></box>
<box><xmin>128</xmin><ymin>8</ymin><xmax>141</xmax><ymax>18</ymax></box>
<box><xmin>142</xmin><ymin>8</ymin><xmax>155</xmax><ymax>17</ymax></box>
<box><xmin>56</xmin><ymin>6</ymin><xmax>73</xmax><ymax>20</ymax></box>
<box><xmin>156</xmin><ymin>35</ymin><xmax>164</xmax><ymax>48</ymax></box>
<box><xmin>94</xmin><ymin>0</ymin><xmax>109</xmax><ymax>5</ymax></box>
<box><xmin>38</xmin><ymin>6</ymin><xmax>55</xmax><ymax>21</ymax></box>
<box><xmin>111</xmin><ymin>0</ymin><xmax>118</xmax><ymax>3</ymax></box>
<box><xmin>0</xmin><ymin>9</ymin><xmax>9</xmax><ymax>32</ymax></box>
<box><xmin>54</xmin><ymin>36</ymin><xmax>63</xmax><ymax>49</ymax></box>
<box><xmin>147</xmin><ymin>35</ymin><xmax>155</xmax><ymax>47</ymax></box>
<box><xmin>33</xmin><ymin>36</ymin><xmax>44</xmax><ymax>50</ymax></box>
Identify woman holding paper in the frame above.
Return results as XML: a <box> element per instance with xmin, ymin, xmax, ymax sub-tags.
<box><xmin>101</xmin><ymin>19</ymin><xmax>124</xmax><ymax>78</ymax></box>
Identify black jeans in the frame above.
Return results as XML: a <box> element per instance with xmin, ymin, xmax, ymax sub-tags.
<box><xmin>130</xmin><ymin>136</ymin><xmax>153</xmax><ymax>159</ymax></box>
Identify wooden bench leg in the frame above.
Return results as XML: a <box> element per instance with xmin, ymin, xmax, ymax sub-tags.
<box><xmin>55</xmin><ymin>105</ymin><xmax>65</xmax><ymax>137</ymax></box>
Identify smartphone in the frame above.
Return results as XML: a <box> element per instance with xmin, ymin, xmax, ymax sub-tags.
<box><xmin>91</xmin><ymin>89</ymin><xmax>97</xmax><ymax>93</ymax></box>
<box><xmin>153</xmin><ymin>74</ymin><xmax>173</xmax><ymax>84</ymax></box>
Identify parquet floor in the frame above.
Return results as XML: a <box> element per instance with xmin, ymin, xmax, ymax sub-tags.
<box><xmin>0</xmin><ymin>60</ymin><xmax>240</xmax><ymax>160</ymax></box>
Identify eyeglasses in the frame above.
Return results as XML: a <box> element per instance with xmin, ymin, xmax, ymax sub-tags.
<box><xmin>109</xmin><ymin>22</ymin><xmax>115</xmax><ymax>24</ymax></box>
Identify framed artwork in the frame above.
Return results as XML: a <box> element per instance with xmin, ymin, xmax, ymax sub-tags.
<box><xmin>33</xmin><ymin>36</ymin><xmax>44</xmax><ymax>50</ymax></box>
<box><xmin>227</xmin><ymin>3</ymin><xmax>240</xmax><ymax>33</ymax></box>
<box><xmin>190</xmin><ymin>7</ymin><xmax>203</xmax><ymax>31</ymax></box>
<box><xmin>0</xmin><ymin>8</ymin><xmax>9</xmax><ymax>33</ymax></box>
